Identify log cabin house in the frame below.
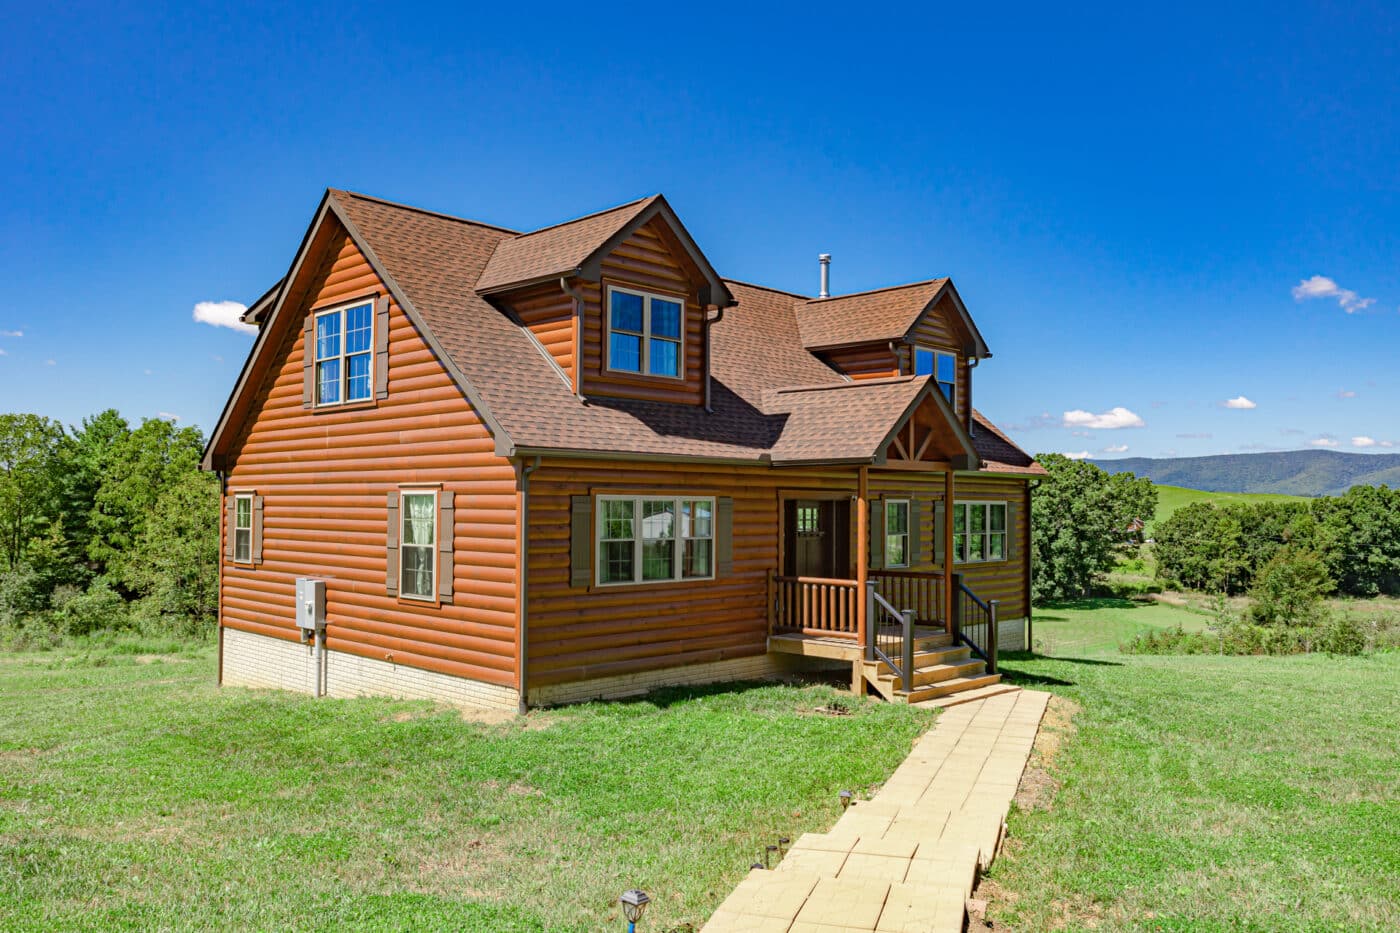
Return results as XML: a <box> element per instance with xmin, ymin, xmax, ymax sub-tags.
<box><xmin>202</xmin><ymin>190</ymin><xmax>1044</xmax><ymax>712</ymax></box>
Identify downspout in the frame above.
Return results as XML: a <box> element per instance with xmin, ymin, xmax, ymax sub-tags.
<box><xmin>517</xmin><ymin>455</ymin><xmax>542</xmax><ymax>714</ymax></box>
<box><xmin>560</xmin><ymin>278</ymin><xmax>586</xmax><ymax>400</ymax></box>
<box><xmin>704</xmin><ymin>304</ymin><xmax>725</xmax><ymax>412</ymax></box>
<box><xmin>966</xmin><ymin>356</ymin><xmax>981</xmax><ymax>435</ymax></box>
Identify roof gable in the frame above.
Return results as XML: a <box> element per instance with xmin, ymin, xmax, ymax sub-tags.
<box><xmin>795</xmin><ymin>277</ymin><xmax>990</xmax><ymax>358</ymax></box>
<box><xmin>476</xmin><ymin>195</ymin><xmax>735</xmax><ymax>307</ymax></box>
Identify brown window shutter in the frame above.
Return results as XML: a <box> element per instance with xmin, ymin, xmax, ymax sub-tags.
<box><xmin>868</xmin><ymin>498</ymin><xmax>885</xmax><ymax>571</ymax></box>
<box><xmin>302</xmin><ymin>314</ymin><xmax>315</xmax><ymax>408</ymax></box>
<box><xmin>715</xmin><ymin>496</ymin><xmax>734</xmax><ymax>577</ymax></box>
<box><xmin>437</xmin><ymin>493</ymin><xmax>454</xmax><ymax>603</ymax></box>
<box><xmin>570</xmin><ymin>495</ymin><xmax>593</xmax><ymax>587</ymax></box>
<box><xmin>1005</xmin><ymin>501</ymin><xmax>1018</xmax><ymax>560</ymax></box>
<box><xmin>908</xmin><ymin>499</ymin><xmax>922</xmax><ymax>566</ymax></box>
<box><xmin>374</xmin><ymin>295</ymin><xmax>390</xmax><ymax>400</ymax></box>
<box><xmin>385</xmin><ymin>491</ymin><xmax>400</xmax><ymax>596</ymax></box>
<box><xmin>225</xmin><ymin>497</ymin><xmax>236</xmax><ymax>561</ymax></box>
<box><xmin>251</xmin><ymin>495</ymin><xmax>264</xmax><ymax>564</ymax></box>
<box><xmin>933</xmin><ymin>500</ymin><xmax>946</xmax><ymax>566</ymax></box>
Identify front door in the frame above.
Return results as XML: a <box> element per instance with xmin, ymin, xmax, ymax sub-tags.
<box><xmin>783</xmin><ymin>499</ymin><xmax>851</xmax><ymax>578</ymax></box>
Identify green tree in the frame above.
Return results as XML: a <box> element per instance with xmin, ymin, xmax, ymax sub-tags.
<box><xmin>1249</xmin><ymin>547</ymin><xmax>1334</xmax><ymax>628</ymax></box>
<box><xmin>0</xmin><ymin>414</ymin><xmax>65</xmax><ymax>570</ymax></box>
<box><xmin>52</xmin><ymin>409</ymin><xmax>131</xmax><ymax>567</ymax></box>
<box><xmin>125</xmin><ymin>470</ymin><xmax>221</xmax><ymax>635</ymax></box>
<box><xmin>1030</xmin><ymin>454</ymin><xmax>1157</xmax><ymax>603</ymax></box>
<box><xmin>1312</xmin><ymin>485</ymin><xmax>1400</xmax><ymax>596</ymax></box>
<box><xmin>1152</xmin><ymin>502</ymin><xmax>1249</xmax><ymax>593</ymax></box>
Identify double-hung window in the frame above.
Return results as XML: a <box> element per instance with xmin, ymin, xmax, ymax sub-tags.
<box><xmin>400</xmin><ymin>490</ymin><xmax>437</xmax><ymax>600</ymax></box>
<box><xmin>914</xmin><ymin>347</ymin><xmax>957</xmax><ymax>407</ymax></box>
<box><xmin>606</xmin><ymin>286</ymin><xmax>683</xmax><ymax>378</ymax></box>
<box><xmin>597</xmin><ymin>495</ymin><xmax>714</xmax><ymax>585</ymax></box>
<box><xmin>884</xmin><ymin>499</ymin><xmax>910</xmax><ymax>568</ymax></box>
<box><xmin>315</xmin><ymin>300</ymin><xmax>374</xmax><ymax>405</ymax></box>
<box><xmin>233</xmin><ymin>494</ymin><xmax>253</xmax><ymax>563</ymax></box>
<box><xmin>952</xmin><ymin>502</ymin><xmax>1007</xmax><ymax>563</ymax></box>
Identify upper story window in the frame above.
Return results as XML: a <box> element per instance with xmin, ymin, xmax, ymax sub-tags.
<box><xmin>597</xmin><ymin>495</ymin><xmax>714</xmax><ymax>585</ymax></box>
<box><xmin>400</xmin><ymin>490</ymin><xmax>437</xmax><ymax>600</ymax></box>
<box><xmin>315</xmin><ymin>300</ymin><xmax>374</xmax><ymax>405</ymax></box>
<box><xmin>884</xmin><ymin>499</ymin><xmax>910</xmax><ymax>568</ymax></box>
<box><xmin>607</xmin><ymin>286</ymin><xmax>683</xmax><ymax>379</ymax></box>
<box><xmin>953</xmin><ymin>501</ymin><xmax>1007</xmax><ymax>563</ymax></box>
<box><xmin>233</xmin><ymin>494</ymin><xmax>253</xmax><ymax>563</ymax></box>
<box><xmin>914</xmin><ymin>347</ymin><xmax>957</xmax><ymax>407</ymax></box>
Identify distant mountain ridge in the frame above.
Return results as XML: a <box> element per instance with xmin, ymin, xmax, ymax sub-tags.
<box><xmin>1090</xmin><ymin>450</ymin><xmax>1400</xmax><ymax>497</ymax></box>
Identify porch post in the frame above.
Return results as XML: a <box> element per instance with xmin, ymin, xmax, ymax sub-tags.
<box><xmin>943</xmin><ymin>467</ymin><xmax>956</xmax><ymax>636</ymax></box>
<box><xmin>856</xmin><ymin>466</ymin><xmax>870</xmax><ymax>659</ymax></box>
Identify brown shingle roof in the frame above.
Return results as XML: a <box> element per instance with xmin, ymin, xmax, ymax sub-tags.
<box><xmin>213</xmin><ymin>189</ymin><xmax>1036</xmax><ymax>474</ymax></box>
<box><xmin>795</xmin><ymin>279</ymin><xmax>946</xmax><ymax>350</ymax></box>
<box><xmin>971</xmin><ymin>410</ymin><xmax>1046</xmax><ymax>475</ymax></box>
<box><xmin>475</xmin><ymin>196</ymin><xmax>657</xmax><ymax>293</ymax></box>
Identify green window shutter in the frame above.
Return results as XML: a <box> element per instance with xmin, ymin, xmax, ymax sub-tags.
<box><xmin>374</xmin><ymin>295</ymin><xmax>390</xmax><ymax>400</ymax></box>
<box><xmin>716</xmin><ymin>496</ymin><xmax>734</xmax><ymax>577</ymax></box>
<box><xmin>303</xmin><ymin>315</ymin><xmax>315</xmax><ymax>408</ymax></box>
<box><xmin>933</xmin><ymin>500</ymin><xmax>946</xmax><ymax>566</ymax></box>
<box><xmin>385</xmin><ymin>491</ymin><xmax>400</xmax><ymax>596</ymax></box>
<box><xmin>570</xmin><ymin>495</ymin><xmax>593</xmax><ymax>588</ymax></box>
<box><xmin>868</xmin><ymin>498</ymin><xmax>885</xmax><ymax>571</ymax></box>
<box><xmin>908</xmin><ymin>499</ymin><xmax>922</xmax><ymax>566</ymax></box>
<box><xmin>1005</xmin><ymin>501</ymin><xmax>1018</xmax><ymax>560</ymax></box>
<box><xmin>437</xmin><ymin>493</ymin><xmax>454</xmax><ymax>603</ymax></box>
<box><xmin>251</xmin><ymin>495</ymin><xmax>264</xmax><ymax>564</ymax></box>
<box><xmin>225</xmin><ymin>497</ymin><xmax>236</xmax><ymax>561</ymax></box>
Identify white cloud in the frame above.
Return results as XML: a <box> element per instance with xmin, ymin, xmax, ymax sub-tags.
<box><xmin>0</xmin><ymin>330</ymin><xmax>21</xmax><ymax>337</ymax></box>
<box><xmin>1291</xmin><ymin>275</ymin><xmax>1376</xmax><ymax>313</ymax></box>
<box><xmin>192</xmin><ymin>300</ymin><xmax>255</xmax><ymax>334</ymax></box>
<box><xmin>1102</xmin><ymin>444</ymin><xmax>1129</xmax><ymax>453</ymax></box>
<box><xmin>44</xmin><ymin>359</ymin><xmax>55</xmax><ymax>366</ymax></box>
<box><xmin>1309</xmin><ymin>436</ymin><xmax>1340</xmax><ymax>448</ymax></box>
<box><xmin>1336</xmin><ymin>390</ymin><xmax>1357</xmax><ymax>400</ymax></box>
<box><xmin>1062</xmin><ymin>406</ymin><xmax>1145</xmax><ymax>430</ymax></box>
<box><xmin>1064</xmin><ymin>451</ymin><xmax>1091</xmax><ymax>460</ymax></box>
<box><xmin>1223</xmin><ymin>396</ymin><xmax>1257</xmax><ymax>410</ymax></box>
<box><xmin>144</xmin><ymin>369</ymin><xmax>152</xmax><ymax>376</ymax></box>
<box><xmin>1352</xmin><ymin>436</ymin><xmax>1376</xmax><ymax>447</ymax></box>
<box><xmin>157</xmin><ymin>412</ymin><xmax>181</xmax><ymax>422</ymax></box>
<box><xmin>0</xmin><ymin>348</ymin><xmax>7</xmax><ymax>356</ymax></box>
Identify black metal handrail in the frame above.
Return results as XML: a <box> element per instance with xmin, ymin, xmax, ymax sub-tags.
<box><xmin>866</xmin><ymin>583</ymin><xmax>915</xmax><ymax>688</ymax></box>
<box><xmin>954</xmin><ymin>580</ymin><xmax>999</xmax><ymax>674</ymax></box>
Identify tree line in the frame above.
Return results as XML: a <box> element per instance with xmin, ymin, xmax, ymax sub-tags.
<box><xmin>1153</xmin><ymin>487</ymin><xmax>1400</xmax><ymax>597</ymax></box>
<box><xmin>0</xmin><ymin>410</ymin><xmax>218</xmax><ymax>646</ymax></box>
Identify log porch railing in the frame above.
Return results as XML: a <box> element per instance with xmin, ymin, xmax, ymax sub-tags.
<box><xmin>768</xmin><ymin>574</ymin><xmax>861</xmax><ymax>638</ymax></box>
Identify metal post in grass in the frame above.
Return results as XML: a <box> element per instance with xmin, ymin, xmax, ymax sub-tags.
<box><xmin>619</xmin><ymin>889</ymin><xmax>649</xmax><ymax>933</ymax></box>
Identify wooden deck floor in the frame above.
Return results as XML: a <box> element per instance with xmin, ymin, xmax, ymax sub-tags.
<box><xmin>769</xmin><ymin>627</ymin><xmax>952</xmax><ymax>661</ymax></box>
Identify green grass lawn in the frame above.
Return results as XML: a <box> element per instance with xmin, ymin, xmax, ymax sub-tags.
<box><xmin>0</xmin><ymin>649</ymin><xmax>932</xmax><ymax>931</ymax></box>
<box><xmin>1149</xmin><ymin>484</ymin><xmax>1308</xmax><ymax>535</ymax></box>
<box><xmin>989</xmin><ymin>598</ymin><xmax>1400</xmax><ymax>931</ymax></box>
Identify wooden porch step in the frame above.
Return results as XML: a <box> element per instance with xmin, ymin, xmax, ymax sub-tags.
<box><xmin>911</xmin><ymin>683</ymin><xmax>1022</xmax><ymax>709</ymax></box>
<box><xmin>898</xmin><ymin>673</ymin><xmax>1004</xmax><ymax>704</ymax></box>
<box><xmin>863</xmin><ymin>646</ymin><xmax>971</xmax><ymax>676</ymax></box>
<box><xmin>875</xmin><ymin>659</ymin><xmax>987</xmax><ymax>692</ymax></box>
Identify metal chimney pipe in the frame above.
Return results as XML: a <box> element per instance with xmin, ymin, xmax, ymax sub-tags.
<box><xmin>819</xmin><ymin>253</ymin><xmax>831</xmax><ymax>299</ymax></box>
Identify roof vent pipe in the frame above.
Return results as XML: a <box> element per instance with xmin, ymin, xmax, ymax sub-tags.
<box><xmin>818</xmin><ymin>254</ymin><xmax>831</xmax><ymax>299</ymax></box>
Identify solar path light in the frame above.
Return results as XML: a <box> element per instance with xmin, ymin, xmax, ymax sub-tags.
<box><xmin>619</xmin><ymin>889</ymin><xmax>649</xmax><ymax>933</ymax></box>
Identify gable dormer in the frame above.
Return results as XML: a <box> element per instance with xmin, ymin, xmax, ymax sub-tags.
<box><xmin>794</xmin><ymin>278</ymin><xmax>989</xmax><ymax>425</ymax></box>
<box><xmin>476</xmin><ymin>196</ymin><xmax>733</xmax><ymax>406</ymax></box>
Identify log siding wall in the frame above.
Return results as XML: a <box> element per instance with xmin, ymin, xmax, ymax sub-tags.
<box><xmin>220</xmin><ymin>227</ymin><xmax>520</xmax><ymax>690</ymax></box>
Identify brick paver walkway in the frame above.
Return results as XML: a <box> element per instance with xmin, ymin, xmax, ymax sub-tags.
<box><xmin>702</xmin><ymin>689</ymin><xmax>1050</xmax><ymax>932</ymax></box>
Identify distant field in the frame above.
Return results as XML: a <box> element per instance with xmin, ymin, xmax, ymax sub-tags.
<box><xmin>1149</xmin><ymin>484</ymin><xmax>1308</xmax><ymax>534</ymax></box>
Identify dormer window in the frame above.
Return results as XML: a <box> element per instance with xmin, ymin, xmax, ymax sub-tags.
<box><xmin>914</xmin><ymin>346</ymin><xmax>957</xmax><ymax>407</ymax></box>
<box><xmin>607</xmin><ymin>286</ymin><xmax>683</xmax><ymax>378</ymax></box>
<box><xmin>315</xmin><ymin>300</ymin><xmax>374</xmax><ymax>405</ymax></box>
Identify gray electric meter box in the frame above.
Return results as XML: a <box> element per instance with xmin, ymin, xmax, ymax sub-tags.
<box><xmin>295</xmin><ymin>578</ymin><xmax>326</xmax><ymax>633</ymax></box>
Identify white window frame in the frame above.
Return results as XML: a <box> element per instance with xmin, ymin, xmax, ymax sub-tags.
<box><xmin>314</xmin><ymin>298</ymin><xmax>375</xmax><ymax>407</ymax></box>
<box><xmin>953</xmin><ymin>501</ymin><xmax>1007</xmax><ymax>564</ymax></box>
<box><xmin>604</xmin><ymin>284</ymin><xmax>686</xmax><ymax>380</ymax></box>
<box><xmin>914</xmin><ymin>346</ymin><xmax>958</xmax><ymax>409</ymax></box>
<box><xmin>884</xmin><ymin>498</ymin><xmax>910</xmax><ymax>569</ymax></box>
<box><xmin>233</xmin><ymin>493</ymin><xmax>253</xmax><ymax>564</ymax></box>
<box><xmin>399</xmin><ymin>489</ymin><xmax>437</xmax><ymax>601</ymax></box>
<box><xmin>595</xmin><ymin>494</ymin><xmax>716</xmax><ymax>586</ymax></box>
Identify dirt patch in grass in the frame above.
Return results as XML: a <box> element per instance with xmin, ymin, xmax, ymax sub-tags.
<box><xmin>1013</xmin><ymin>695</ymin><xmax>1078</xmax><ymax>814</ymax></box>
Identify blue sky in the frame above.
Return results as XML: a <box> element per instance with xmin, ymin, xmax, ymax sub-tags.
<box><xmin>3</xmin><ymin>1</ymin><xmax>1397</xmax><ymax>459</ymax></box>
